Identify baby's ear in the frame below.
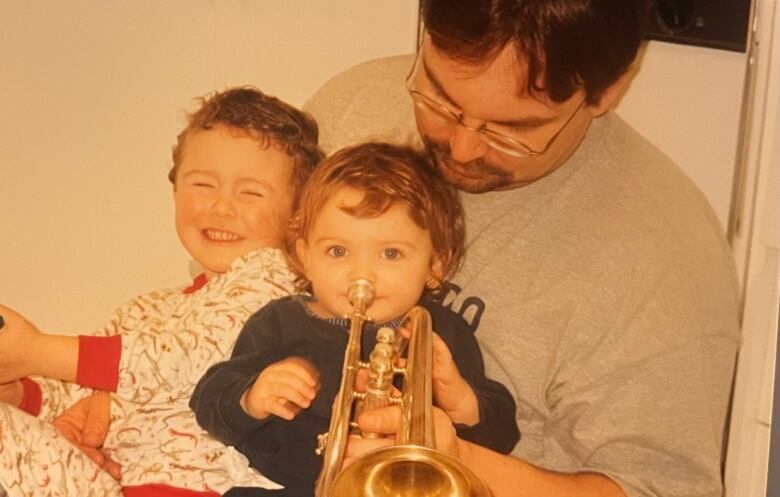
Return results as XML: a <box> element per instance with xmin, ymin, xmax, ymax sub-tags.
<box><xmin>426</xmin><ymin>258</ymin><xmax>445</xmax><ymax>290</ymax></box>
<box><xmin>295</xmin><ymin>238</ymin><xmax>311</xmax><ymax>271</ymax></box>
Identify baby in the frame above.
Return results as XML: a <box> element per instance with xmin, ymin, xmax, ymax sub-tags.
<box><xmin>191</xmin><ymin>142</ymin><xmax>520</xmax><ymax>497</ymax></box>
<box><xmin>0</xmin><ymin>86</ymin><xmax>323</xmax><ymax>497</ymax></box>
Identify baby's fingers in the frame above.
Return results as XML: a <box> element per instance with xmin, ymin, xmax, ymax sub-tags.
<box><xmin>268</xmin><ymin>357</ymin><xmax>320</xmax><ymax>388</ymax></box>
<box><xmin>264</xmin><ymin>396</ymin><xmax>303</xmax><ymax>421</ymax></box>
<box><xmin>264</xmin><ymin>379</ymin><xmax>315</xmax><ymax>410</ymax></box>
<box><xmin>262</xmin><ymin>369</ymin><xmax>318</xmax><ymax>401</ymax></box>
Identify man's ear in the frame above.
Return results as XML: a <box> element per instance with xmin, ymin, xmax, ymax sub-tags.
<box><xmin>295</xmin><ymin>238</ymin><xmax>311</xmax><ymax>271</ymax></box>
<box><xmin>587</xmin><ymin>62</ymin><xmax>637</xmax><ymax>117</ymax></box>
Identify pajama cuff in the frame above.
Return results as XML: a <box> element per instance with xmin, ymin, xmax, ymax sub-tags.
<box><xmin>123</xmin><ymin>483</ymin><xmax>220</xmax><ymax>497</ymax></box>
<box><xmin>18</xmin><ymin>377</ymin><xmax>42</xmax><ymax>416</ymax></box>
<box><xmin>76</xmin><ymin>334</ymin><xmax>122</xmax><ymax>391</ymax></box>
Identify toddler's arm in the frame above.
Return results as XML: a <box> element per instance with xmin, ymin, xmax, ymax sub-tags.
<box><xmin>190</xmin><ymin>304</ymin><xmax>291</xmax><ymax>447</ymax></box>
<box><xmin>0</xmin><ymin>304</ymin><xmax>79</xmax><ymax>384</ymax></box>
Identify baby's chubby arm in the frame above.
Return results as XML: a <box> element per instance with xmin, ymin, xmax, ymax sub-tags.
<box><xmin>0</xmin><ymin>304</ymin><xmax>78</xmax><ymax>386</ymax></box>
<box><xmin>242</xmin><ymin>356</ymin><xmax>320</xmax><ymax>420</ymax></box>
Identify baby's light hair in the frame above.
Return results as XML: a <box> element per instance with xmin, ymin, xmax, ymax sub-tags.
<box><xmin>285</xmin><ymin>142</ymin><xmax>465</xmax><ymax>291</ymax></box>
<box><xmin>169</xmin><ymin>86</ymin><xmax>324</xmax><ymax>207</ymax></box>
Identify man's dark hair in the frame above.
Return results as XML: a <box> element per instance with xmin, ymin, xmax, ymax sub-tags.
<box><xmin>422</xmin><ymin>0</ymin><xmax>648</xmax><ymax>105</ymax></box>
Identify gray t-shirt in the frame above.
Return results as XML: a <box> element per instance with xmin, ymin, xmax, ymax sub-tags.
<box><xmin>304</xmin><ymin>54</ymin><xmax>740</xmax><ymax>497</ymax></box>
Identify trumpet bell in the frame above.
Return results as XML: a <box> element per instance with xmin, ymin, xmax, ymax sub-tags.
<box><xmin>329</xmin><ymin>445</ymin><xmax>491</xmax><ymax>497</ymax></box>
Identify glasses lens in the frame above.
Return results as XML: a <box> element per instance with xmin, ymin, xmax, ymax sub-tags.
<box><xmin>412</xmin><ymin>92</ymin><xmax>457</xmax><ymax>123</ymax></box>
<box><xmin>481</xmin><ymin>131</ymin><xmax>532</xmax><ymax>158</ymax></box>
<box><xmin>409</xmin><ymin>90</ymin><xmax>533</xmax><ymax>158</ymax></box>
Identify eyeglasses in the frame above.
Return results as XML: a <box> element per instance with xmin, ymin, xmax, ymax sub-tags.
<box><xmin>405</xmin><ymin>49</ymin><xmax>585</xmax><ymax>158</ymax></box>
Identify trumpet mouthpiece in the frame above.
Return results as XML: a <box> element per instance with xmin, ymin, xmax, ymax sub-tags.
<box><xmin>348</xmin><ymin>278</ymin><xmax>375</xmax><ymax>307</ymax></box>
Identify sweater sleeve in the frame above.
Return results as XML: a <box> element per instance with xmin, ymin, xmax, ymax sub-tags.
<box><xmin>190</xmin><ymin>304</ymin><xmax>282</xmax><ymax>446</ymax></box>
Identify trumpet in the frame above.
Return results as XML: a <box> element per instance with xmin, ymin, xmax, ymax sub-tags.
<box><xmin>314</xmin><ymin>279</ymin><xmax>491</xmax><ymax>497</ymax></box>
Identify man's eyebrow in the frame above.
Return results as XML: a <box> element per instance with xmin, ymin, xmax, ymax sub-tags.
<box><xmin>421</xmin><ymin>56</ymin><xmax>558</xmax><ymax>129</ymax></box>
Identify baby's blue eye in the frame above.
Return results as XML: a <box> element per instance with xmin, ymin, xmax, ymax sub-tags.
<box><xmin>327</xmin><ymin>246</ymin><xmax>347</xmax><ymax>257</ymax></box>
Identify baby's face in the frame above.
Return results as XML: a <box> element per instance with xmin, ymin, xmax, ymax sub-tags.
<box><xmin>173</xmin><ymin>125</ymin><xmax>294</xmax><ymax>278</ymax></box>
<box><xmin>297</xmin><ymin>186</ymin><xmax>438</xmax><ymax>323</ymax></box>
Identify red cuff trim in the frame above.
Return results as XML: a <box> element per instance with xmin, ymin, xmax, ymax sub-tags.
<box><xmin>76</xmin><ymin>335</ymin><xmax>122</xmax><ymax>391</ymax></box>
<box><xmin>183</xmin><ymin>273</ymin><xmax>208</xmax><ymax>294</ymax></box>
<box><xmin>18</xmin><ymin>377</ymin><xmax>42</xmax><ymax>416</ymax></box>
<box><xmin>123</xmin><ymin>484</ymin><xmax>220</xmax><ymax>497</ymax></box>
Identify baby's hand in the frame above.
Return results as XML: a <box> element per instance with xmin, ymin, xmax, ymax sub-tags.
<box><xmin>0</xmin><ymin>304</ymin><xmax>44</xmax><ymax>383</ymax></box>
<box><xmin>242</xmin><ymin>357</ymin><xmax>320</xmax><ymax>421</ymax></box>
<box><xmin>429</xmin><ymin>332</ymin><xmax>479</xmax><ymax>426</ymax></box>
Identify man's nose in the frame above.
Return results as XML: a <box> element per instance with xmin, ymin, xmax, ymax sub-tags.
<box><xmin>448</xmin><ymin>124</ymin><xmax>490</xmax><ymax>164</ymax></box>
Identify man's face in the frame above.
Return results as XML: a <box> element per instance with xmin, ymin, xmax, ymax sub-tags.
<box><xmin>410</xmin><ymin>35</ymin><xmax>593</xmax><ymax>193</ymax></box>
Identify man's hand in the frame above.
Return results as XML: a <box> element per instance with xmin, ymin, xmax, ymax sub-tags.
<box><xmin>0</xmin><ymin>304</ymin><xmax>44</xmax><ymax>382</ymax></box>
<box><xmin>53</xmin><ymin>391</ymin><xmax>121</xmax><ymax>480</ymax></box>
<box><xmin>242</xmin><ymin>356</ymin><xmax>320</xmax><ymax>420</ymax></box>
<box><xmin>344</xmin><ymin>405</ymin><xmax>462</xmax><ymax>468</ymax></box>
<box><xmin>398</xmin><ymin>326</ymin><xmax>478</xmax><ymax>425</ymax></box>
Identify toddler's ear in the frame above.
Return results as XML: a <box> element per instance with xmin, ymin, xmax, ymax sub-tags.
<box><xmin>425</xmin><ymin>258</ymin><xmax>445</xmax><ymax>290</ymax></box>
<box><xmin>295</xmin><ymin>239</ymin><xmax>311</xmax><ymax>272</ymax></box>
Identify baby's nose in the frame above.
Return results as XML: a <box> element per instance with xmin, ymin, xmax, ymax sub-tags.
<box><xmin>347</xmin><ymin>255</ymin><xmax>376</xmax><ymax>283</ymax></box>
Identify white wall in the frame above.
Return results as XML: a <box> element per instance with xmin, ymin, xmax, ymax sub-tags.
<box><xmin>724</xmin><ymin>0</ymin><xmax>780</xmax><ymax>494</ymax></box>
<box><xmin>0</xmin><ymin>2</ymin><xmax>759</xmax><ymax>332</ymax></box>
<box><xmin>0</xmin><ymin>1</ymin><xmax>419</xmax><ymax>334</ymax></box>
<box><xmin>615</xmin><ymin>40</ymin><xmax>747</xmax><ymax>231</ymax></box>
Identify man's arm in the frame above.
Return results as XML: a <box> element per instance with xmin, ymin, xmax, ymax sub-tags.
<box><xmin>351</xmin><ymin>406</ymin><xmax>626</xmax><ymax>497</ymax></box>
<box><xmin>460</xmin><ymin>441</ymin><xmax>625</xmax><ymax>497</ymax></box>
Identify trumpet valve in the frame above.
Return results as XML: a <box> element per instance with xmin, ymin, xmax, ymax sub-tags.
<box><xmin>315</xmin><ymin>432</ymin><xmax>328</xmax><ymax>456</ymax></box>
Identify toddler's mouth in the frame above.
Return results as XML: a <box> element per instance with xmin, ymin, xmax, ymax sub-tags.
<box><xmin>203</xmin><ymin>229</ymin><xmax>242</xmax><ymax>242</ymax></box>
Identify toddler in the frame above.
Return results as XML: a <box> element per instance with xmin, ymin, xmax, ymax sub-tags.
<box><xmin>0</xmin><ymin>86</ymin><xmax>323</xmax><ymax>497</ymax></box>
<box><xmin>191</xmin><ymin>142</ymin><xmax>520</xmax><ymax>497</ymax></box>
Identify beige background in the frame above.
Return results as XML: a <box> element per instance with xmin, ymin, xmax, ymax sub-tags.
<box><xmin>0</xmin><ymin>0</ymin><xmax>748</xmax><ymax>333</ymax></box>
<box><xmin>0</xmin><ymin>1</ymin><xmax>420</xmax><ymax>332</ymax></box>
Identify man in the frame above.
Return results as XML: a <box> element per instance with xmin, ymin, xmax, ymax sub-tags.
<box><xmin>304</xmin><ymin>1</ymin><xmax>739</xmax><ymax>496</ymax></box>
